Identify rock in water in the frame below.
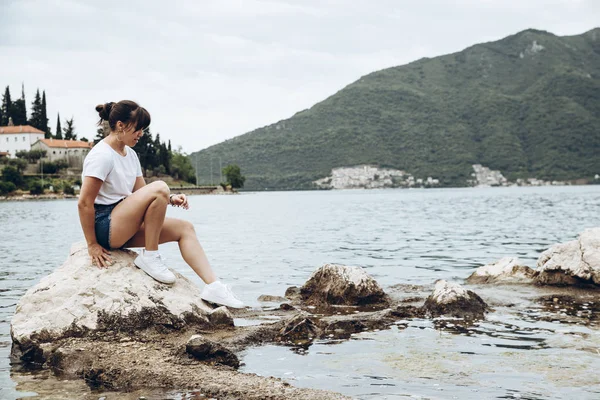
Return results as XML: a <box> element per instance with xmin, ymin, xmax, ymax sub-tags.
<box><xmin>11</xmin><ymin>243</ymin><xmax>212</xmax><ymax>364</ymax></box>
<box><xmin>423</xmin><ymin>280</ymin><xmax>487</xmax><ymax>320</ymax></box>
<box><xmin>300</xmin><ymin>264</ymin><xmax>388</xmax><ymax>306</ymax></box>
<box><xmin>186</xmin><ymin>334</ymin><xmax>240</xmax><ymax>368</ymax></box>
<box><xmin>257</xmin><ymin>294</ymin><xmax>288</xmax><ymax>303</ymax></box>
<box><xmin>466</xmin><ymin>257</ymin><xmax>536</xmax><ymax>284</ymax></box>
<box><xmin>536</xmin><ymin>228</ymin><xmax>600</xmax><ymax>285</ymax></box>
<box><xmin>278</xmin><ymin>313</ymin><xmax>320</xmax><ymax>342</ymax></box>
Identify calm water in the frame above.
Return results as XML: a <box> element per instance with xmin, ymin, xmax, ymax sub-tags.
<box><xmin>1</xmin><ymin>186</ymin><xmax>600</xmax><ymax>399</ymax></box>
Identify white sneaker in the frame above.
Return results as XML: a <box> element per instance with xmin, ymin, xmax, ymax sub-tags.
<box><xmin>200</xmin><ymin>281</ymin><xmax>244</xmax><ymax>308</ymax></box>
<box><xmin>134</xmin><ymin>251</ymin><xmax>176</xmax><ymax>284</ymax></box>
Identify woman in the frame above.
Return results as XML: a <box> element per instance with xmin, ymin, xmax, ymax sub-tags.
<box><xmin>77</xmin><ymin>100</ymin><xmax>243</xmax><ymax>308</ymax></box>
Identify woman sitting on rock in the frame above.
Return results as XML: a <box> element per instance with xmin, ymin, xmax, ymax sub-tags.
<box><xmin>77</xmin><ymin>100</ymin><xmax>243</xmax><ymax>308</ymax></box>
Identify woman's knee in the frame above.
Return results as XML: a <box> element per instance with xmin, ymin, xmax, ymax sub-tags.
<box><xmin>181</xmin><ymin>220</ymin><xmax>195</xmax><ymax>234</ymax></box>
<box><xmin>148</xmin><ymin>180</ymin><xmax>170</xmax><ymax>200</ymax></box>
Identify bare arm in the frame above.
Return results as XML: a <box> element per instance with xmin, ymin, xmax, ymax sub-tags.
<box><xmin>132</xmin><ymin>176</ymin><xmax>146</xmax><ymax>192</ymax></box>
<box><xmin>78</xmin><ymin>176</ymin><xmax>112</xmax><ymax>267</ymax></box>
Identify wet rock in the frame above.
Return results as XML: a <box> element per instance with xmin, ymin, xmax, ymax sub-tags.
<box><xmin>284</xmin><ymin>286</ymin><xmax>301</xmax><ymax>300</ymax></box>
<box><xmin>279</xmin><ymin>303</ymin><xmax>295</xmax><ymax>311</ymax></box>
<box><xmin>537</xmin><ymin>294</ymin><xmax>599</xmax><ymax>324</ymax></box>
<box><xmin>322</xmin><ymin>320</ymin><xmax>367</xmax><ymax>338</ymax></box>
<box><xmin>208</xmin><ymin>306</ymin><xmax>234</xmax><ymax>327</ymax></box>
<box><xmin>185</xmin><ymin>335</ymin><xmax>240</xmax><ymax>369</ymax></box>
<box><xmin>466</xmin><ymin>257</ymin><xmax>536</xmax><ymax>284</ymax></box>
<box><xmin>258</xmin><ymin>295</ymin><xmax>288</xmax><ymax>303</ymax></box>
<box><xmin>536</xmin><ymin>228</ymin><xmax>600</xmax><ymax>285</ymax></box>
<box><xmin>11</xmin><ymin>242</ymin><xmax>212</xmax><ymax>364</ymax></box>
<box><xmin>423</xmin><ymin>280</ymin><xmax>488</xmax><ymax>320</ymax></box>
<box><xmin>48</xmin><ymin>347</ymin><xmax>94</xmax><ymax>377</ymax></box>
<box><xmin>278</xmin><ymin>313</ymin><xmax>320</xmax><ymax>342</ymax></box>
<box><xmin>388</xmin><ymin>305</ymin><xmax>424</xmax><ymax>319</ymax></box>
<box><xmin>300</xmin><ymin>264</ymin><xmax>388</xmax><ymax>306</ymax></box>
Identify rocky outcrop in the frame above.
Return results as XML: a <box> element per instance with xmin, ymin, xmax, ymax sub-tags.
<box><xmin>423</xmin><ymin>280</ymin><xmax>488</xmax><ymax>320</ymax></box>
<box><xmin>536</xmin><ymin>228</ymin><xmax>600</xmax><ymax>285</ymax></box>
<box><xmin>300</xmin><ymin>264</ymin><xmax>388</xmax><ymax>306</ymax></box>
<box><xmin>10</xmin><ymin>242</ymin><xmax>212</xmax><ymax>363</ymax></box>
<box><xmin>467</xmin><ymin>257</ymin><xmax>536</xmax><ymax>284</ymax></box>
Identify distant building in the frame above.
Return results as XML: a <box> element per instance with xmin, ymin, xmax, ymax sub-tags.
<box><xmin>31</xmin><ymin>138</ymin><xmax>93</xmax><ymax>168</ymax></box>
<box><xmin>0</xmin><ymin>125</ymin><xmax>45</xmax><ymax>158</ymax></box>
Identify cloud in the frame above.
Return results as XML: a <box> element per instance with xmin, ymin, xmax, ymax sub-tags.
<box><xmin>0</xmin><ymin>0</ymin><xmax>598</xmax><ymax>151</ymax></box>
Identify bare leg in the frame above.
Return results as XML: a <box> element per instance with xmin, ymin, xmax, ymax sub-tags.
<box><xmin>124</xmin><ymin>217</ymin><xmax>217</xmax><ymax>284</ymax></box>
<box><xmin>109</xmin><ymin>181</ymin><xmax>170</xmax><ymax>250</ymax></box>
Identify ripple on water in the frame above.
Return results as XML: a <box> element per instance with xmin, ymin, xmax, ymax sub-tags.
<box><xmin>3</xmin><ymin>187</ymin><xmax>600</xmax><ymax>398</ymax></box>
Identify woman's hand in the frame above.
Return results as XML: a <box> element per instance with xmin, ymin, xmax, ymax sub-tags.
<box><xmin>170</xmin><ymin>194</ymin><xmax>189</xmax><ymax>210</ymax></box>
<box><xmin>88</xmin><ymin>243</ymin><xmax>113</xmax><ymax>268</ymax></box>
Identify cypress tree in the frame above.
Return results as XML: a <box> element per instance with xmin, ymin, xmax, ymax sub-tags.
<box><xmin>29</xmin><ymin>89</ymin><xmax>43</xmax><ymax>130</ymax></box>
<box><xmin>63</xmin><ymin>117</ymin><xmax>76</xmax><ymax>140</ymax></box>
<box><xmin>168</xmin><ymin>139</ymin><xmax>172</xmax><ymax>152</ymax></box>
<box><xmin>41</xmin><ymin>91</ymin><xmax>50</xmax><ymax>137</ymax></box>
<box><xmin>94</xmin><ymin>126</ymin><xmax>105</xmax><ymax>144</ymax></box>
<box><xmin>12</xmin><ymin>84</ymin><xmax>27</xmax><ymax>125</ymax></box>
<box><xmin>1</xmin><ymin>86</ymin><xmax>12</xmax><ymax>126</ymax></box>
<box><xmin>55</xmin><ymin>113</ymin><xmax>63</xmax><ymax>139</ymax></box>
<box><xmin>12</xmin><ymin>98</ymin><xmax>27</xmax><ymax>125</ymax></box>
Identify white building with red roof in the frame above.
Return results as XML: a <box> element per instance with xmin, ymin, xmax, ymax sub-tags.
<box><xmin>0</xmin><ymin>125</ymin><xmax>45</xmax><ymax>158</ymax></box>
<box><xmin>31</xmin><ymin>138</ymin><xmax>93</xmax><ymax>167</ymax></box>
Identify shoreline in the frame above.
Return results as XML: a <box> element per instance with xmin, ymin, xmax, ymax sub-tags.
<box><xmin>1</xmin><ymin>183</ymin><xmax>598</xmax><ymax>201</ymax></box>
<box><xmin>0</xmin><ymin>188</ymin><xmax>238</xmax><ymax>202</ymax></box>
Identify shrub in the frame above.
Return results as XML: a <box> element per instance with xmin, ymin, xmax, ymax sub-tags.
<box><xmin>29</xmin><ymin>180</ymin><xmax>44</xmax><ymax>195</ymax></box>
<box><xmin>63</xmin><ymin>185</ymin><xmax>75</xmax><ymax>195</ymax></box>
<box><xmin>222</xmin><ymin>164</ymin><xmax>246</xmax><ymax>188</ymax></box>
<box><xmin>7</xmin><ymin>158</ymin><xmax>27</xmax><ymax>173</ymax></box>
<box><xmin>1</xmin><ymin>165</ymin><xmax>24</xmax><ymax>187</ymax></box>
<box><xmin>41</xmin><ymin>160</ymin><xmax>69</xmax><ymax>174</ymax></box>
<box><xmin>16</xmin><ymin>150</ymin><xmax>46</xmax><ymax>163</ymax></box>
<box><xmin>0</xmin><ymin>181</ymin><xmax>16</xmax><ymax>195</ymax></box>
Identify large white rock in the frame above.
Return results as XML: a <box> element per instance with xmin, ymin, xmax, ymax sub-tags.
<box><xmin>466</xmin><ymin>257</ymin><xmax>536</xmax><ymax>284</ymax></box>
<box><xmin>536</xmin><ymin>228</ymin><xmax>600</xmax><ymax>285</ymax></box>
<box><xmin>11</xmin><ymin>242</ymin><xmax>212</xmax><ymax>358</ymax></box>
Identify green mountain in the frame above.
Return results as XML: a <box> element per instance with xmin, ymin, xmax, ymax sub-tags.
<box><xmin>191</xmin><ymin>28</ymin><xmax>600</xmax><ymax>190</ymax></box>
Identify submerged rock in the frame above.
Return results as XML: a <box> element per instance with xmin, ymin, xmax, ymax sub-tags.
<box><xmin>466</xmin><ymin>257</ymin><xmax>536</xmax><ymax>284</ymax></box>
<box><xmin>258</xmin><ymin>294</ymin><xmax>288</xmax><ymax>303</ymax></box>
<box><xmin>300</xmin><ymin>264</ymin><xmax>388</xmax><ymax>306</ymax></box>
<box><xmin>11</xmin><ymin>242</ymin><xmax>212</xmax><ymax>364</ymax></box>
<box><xmin>536</xmin><ymin>228</ymin><xmax>600</xmax><ymax>285</ymax></box>
<box><xmin>186</xmin><ymin>334</ymin><xmax>240</xmax><ymax>368</ymax></box>
<box><xmin>423</xmin><ymin>280</ymin><xmax>488</xmax><ymax>320</ymax></box>
<box><xmin>278</xmin><ymin>313</ymin><xmax>320</xmax><ymax>342</ymax></box>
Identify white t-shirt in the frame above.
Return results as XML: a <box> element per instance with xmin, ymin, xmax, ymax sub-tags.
<box><xmin>82</xmin><ymin>140</ymin><xmax>143</xmax><ymax>205</ymax></box>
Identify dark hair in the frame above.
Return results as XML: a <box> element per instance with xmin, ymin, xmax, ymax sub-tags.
<box><xmin>95</xmin><ymin>100</ymin><xmax>151</xmax><ymax>132</ymax></box>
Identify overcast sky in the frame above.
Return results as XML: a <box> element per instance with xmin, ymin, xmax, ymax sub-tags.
<box><xmin>1</xmin><ymin>0</ymin><xmax>598</xmax><ymax>152</ymax></box>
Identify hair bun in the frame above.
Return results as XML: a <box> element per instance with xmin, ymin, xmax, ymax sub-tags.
<box><xmin>95</xmin><ymin>102</ymin><xmax>114</xmax><ymax>120</ymax></box>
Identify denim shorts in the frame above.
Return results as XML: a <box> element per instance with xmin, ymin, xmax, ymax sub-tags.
<box><xmin>94</xmin><ymin>199</ymin><xmax>123</xmax><ymax>250</ymax></box>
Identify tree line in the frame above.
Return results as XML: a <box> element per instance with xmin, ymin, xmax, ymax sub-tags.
<box><xmin>94</xmin><ymin>125</ymin><xmax>196</xmax><ymax>184</ymax></box>
<box><xmin>1</xmin><ymin>83</ymin><xmax>202</xmax><ymax>186</ymax></box>
<box><xmin>1</xmin><ymin>84</ymin><xmax>82</xmax><ymax>141</ymax></box>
